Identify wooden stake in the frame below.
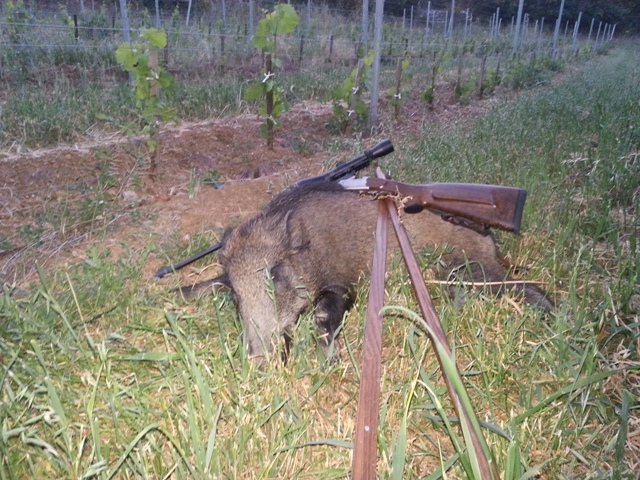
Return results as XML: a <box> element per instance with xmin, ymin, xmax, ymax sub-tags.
<box><xmin>265</xmin><ymin>53</ymin><xmax>274</xmax><ymax>149</ymax></box>
<box><xmin>328</xmin><ymin>34</ymin><xmax>334</xmax><ymax>62</ymax></box>
<box><xmin>148</xmin><ymin>48</ymin><xmax>159</xmax><ymax>176</ymax></box>
<box><xmin>351</xmin><ymin>197</ymin><xmax>389</xmax><ymax>480</ymax></box>
<box><xmin>384</xmin><ymin>186</ymin><xmax>498</xmax><ymax>480</ymax></box>
<box><xmin>394</xmin><ymin>58</ymin><xmax>403</xmax><ymax>119</ymax></box>
<box><xmin>346</xmin><ymin>59</ymin><xmax>364</xmax><ymax>135</ymax></box>
<box><xmin>299</xmin><ymin>34</ymin><xmax>305</xmax><ymax>66</ymax></box>
<box><xmin>477</xmin><ymin>55</ymin><xmax>487</xmax><ymax>98</ymax></box>
<box><xmin>73</xmin><ymin>14</ymin><xmax>79</xmax><ymax>42</ymax></box>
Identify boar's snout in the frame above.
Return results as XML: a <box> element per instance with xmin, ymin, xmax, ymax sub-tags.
<box><xmin>219</xmin><ymin>210</ymin><xmax>313</xmax><ymax>360</ymax></box>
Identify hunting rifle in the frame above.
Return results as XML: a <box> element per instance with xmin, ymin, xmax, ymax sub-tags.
<box><xmin>338</xmin><ymin>177</ymin><xmax>527</xmax><ymax>234</ymax></box>
<box><xmin>154</xmin><ymin>139</ymin><xmax>395</xmax><ymax>278</ymax></box>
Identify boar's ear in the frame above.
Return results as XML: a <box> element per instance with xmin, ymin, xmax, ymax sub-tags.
<box><xmin>282</xmin><ymin>210</ymin><xmax>310</xmax><ymax>253</ymax></box>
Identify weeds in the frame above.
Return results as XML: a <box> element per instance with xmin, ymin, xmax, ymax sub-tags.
<box><xmin>244</xmin><ymin>4</ymin><xmax>299</xmax><ymax>149</ymax></box>
<box><xmin>328</xmin><ymin>51</ymin><xmax>375</xmax><ymax>134</ymax></box>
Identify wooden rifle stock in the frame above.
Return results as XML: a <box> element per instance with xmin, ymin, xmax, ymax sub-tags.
<box><xmin>340</xmin><ymin>178</ymin><xmax>527</xmax><ymax>234</ymax></box>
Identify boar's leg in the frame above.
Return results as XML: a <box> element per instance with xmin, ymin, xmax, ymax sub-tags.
<box><xmin>508</xmin><ymin>282</ymin><xmax>555</xmax><ymax>311</ymax></box>
<box><xmin>447</xmin><ymin>260</ymin><xmax>555</xmax><ymax>312</ymax></box>
<box><xmin>314</xmin><ymin>285</ymin><xmax>354</xmax><ymax>358</ymax></box>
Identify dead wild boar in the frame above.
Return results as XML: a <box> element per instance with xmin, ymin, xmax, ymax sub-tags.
<box><xmin>189</xmin><ymin>181</ymin><xmax>553</xmax><ymax>362</ymax></box>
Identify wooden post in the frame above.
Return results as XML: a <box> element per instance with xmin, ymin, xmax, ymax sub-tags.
<box><xmin>185</xmin><ymin>0</ymin><xmax>193</xmax><ymax>27</ymax></box>
<box><xmin>369</xmin><ymin>0</ymin><xmax>384</xmax><ymax>131</ymax></box>
<box><xmin>587</xmin><ymin>18</ymin><xmax>595</xmax><ymax>49</ymax></box>
<box><xmin>513</xmin><ymin>0</ymin><xmax>524</xmax><ymax>53</ymax></box>
<box><xmin>248</xmin><ymin>0</ymin><xmax>255</xmax><ymax>42</ymax></box>
<box><xmin>394</xmin><ymin>58</ymin><xmax>403</xmax><ymax>119</ymax></box>
<box><xmin>265</xmin><ymin>53</ymin><xmax>274</xmax><ymax>149</ymax></box>
<box><xmin>477</xmin><ymin>55</ymin><xmax>486</xmax><ymax>98</ymax></box>
<box><xmin>155</xmin><ymin>0</ymin><xmax>161</xmax><ymax>28</ymax></box>
<box><xmin>163</xmin><ymin>40</ymin><xmax>169</xmax><ymax>66</ymax></box>
<box><xmin>346</xmin><ymin>59</ymin><xmax>364</xmax><ymax>134</ymax></box>
<box><xmin>594</xmin><ymin>21</ymin><xmax>602</xmax><ymax>51</ymax></box>
<box><xmin>148</xmin><ymin>48</ymin><xmax>159</xmax><ymax>175</ymax></box>
<box><xmin>360</xmin><ymin>0</ymin><xmax>369</xmax><ymax>47</ymax></box>
<box><xmin>351</xmin><ymin>198</ymin><xmax>389</xmax><ymax>480</ymax></box>
<box><xmin>73</xmin><ymin>14</ymin><xmax>79</xmax><ymax>42</ymax></box>
<box><xmin>328</xmin><ymin>34</ymin><xmax>334</xmax><ymax>62</ymax></box>
<box><xmin>455</xmin><ymin>54</ymin><xmax>463</xmax><ymax>95</ymax></box>
<box><xmin>552</xmin><ymin>0</ymin><xmax>566</xmax><ymax>59</ymax></box>
<box><xmin>118</xmin><ymin>0</ymin><xmax>133</xmax><ymax>83</ymax></box>
<box><xmin>219</xmin><ymin>35</ymin><xmax>226</xmax><ymax>73</ymax></box>
<box><xmin>572</xmin><ymin>12</ymin><xmax>582</xmax><ymax>51</ymax></box>
<box><xmin>299</xmin><ymin>34</ymin><xmax>304</xmax><ymax>66</ymax></box>
<box><xmin>149</xmin><ymin>50</ymin><xmax>159</xmax><ymax>98</ymax></box>
<box><xmin>426</xmin><ymin>49</ymin><xmax>438</xmax><ymax>105</ymax></box>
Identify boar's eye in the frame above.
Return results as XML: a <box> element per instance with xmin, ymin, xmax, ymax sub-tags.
<box><xmin>269</xmin><ymin>262</ymin><xmax>287</xmax><ymax>286</ymax></box>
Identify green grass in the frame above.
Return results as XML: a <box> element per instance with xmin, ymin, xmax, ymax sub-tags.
<box><xmin>2</xmin><ymin>44</ymin><xmax>639</xmax><ymax>479</ymax></box>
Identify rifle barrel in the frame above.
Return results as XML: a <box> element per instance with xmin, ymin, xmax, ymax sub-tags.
<box><xmin>155</xmin><ymin>241</ymin><xmax>222</xmax><ymax>278</ymax></box>
<box><xmin>292</xmin><ymin>139</ymin><xmax>394</xmax><ymax>187</ymax></box>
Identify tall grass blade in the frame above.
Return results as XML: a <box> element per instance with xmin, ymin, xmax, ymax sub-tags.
<box><xmin>204</xmin><ymin>403</ymin><xmax>224</xmax><ymax>473</ymax></box>
<box><xmin>504</xmin><ymin>440</ymin><xmax>522</xmax><ymax>480</ymax></box>
<box><xmin>35</xmin><ymin>263</ymin><xmax>82</xmax><ymax>348</ymax></box>
<box><xmin>614</xmin><ymin>389</ymin><xmax>631</xmax><ymax>474</ymax></box>
<box><xmin>30</xmin><ymin>340</ymin><xmax>71</xmax><ymax>454</ymax></box>
<box><xmin>519</xmin><ymin>459</ymin><xmax>553</xmax><ymax>480</ymax></box>
<box><xmin>86</xmin><ymin>363</ymin><xmax>104</xmax><ymax>471</ymax></box>
<box><xmin>391</xmin><ymin>377</ymin><xmax>419</xmax><ymax>480</ymax></box>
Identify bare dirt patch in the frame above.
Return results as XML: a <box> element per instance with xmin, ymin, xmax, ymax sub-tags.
<box><xmin>0</xmin><ymin>84</ymin><xmax>497</xmax><ymax>285</ymax></box>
